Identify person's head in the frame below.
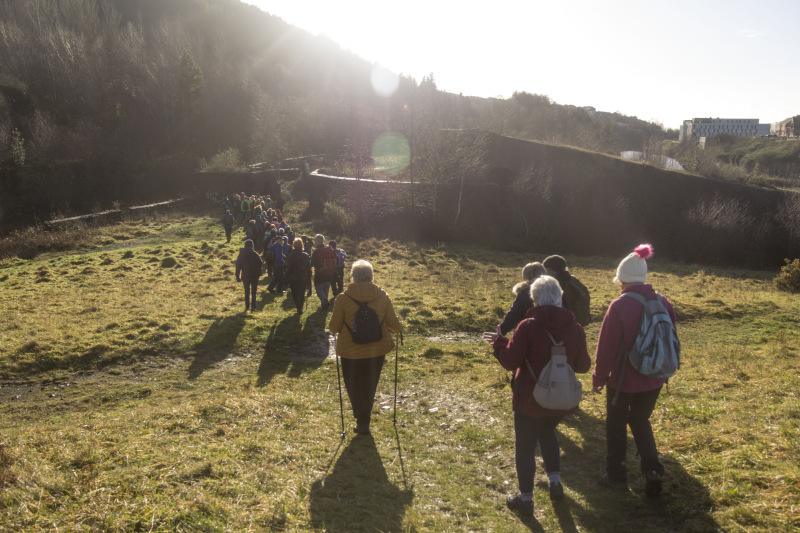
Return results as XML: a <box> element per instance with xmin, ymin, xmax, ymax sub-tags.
<box><xmin>314</xmin><ymin>234</ymin><xmax>325</xmax><ymax>246</ymax></box>
<box><xmin>351</xmin><ymin>260</ymin><xmax>374</xmax><ymax>283</ymax></box>
<box><xmin>543</xmin><ymin>255</ymin><xmax>568</xmax><ymax>276</ymax></box>
<box><xmin>225</xmin><ymin>209</ymin><xmax>230</xmax><ymax>214</ymax></box>
<box><xmin>292</xmin><ymin>238</ymin><xmax>303</xmax><ymax>251</ymax></box>
<box><xmin>329</xmin><ymin>240</ymin><xmax>337</xmax><ymax>249</ymax></box>
<box><xmin>614</xmin><ymin>243</ymin><xmax>653</xmax><ymax>286</ymax></box>
<box><xmin>248</xmin><ymin>219</ymin><xmax>255</xmax><ymax>226</ymax></box>
<box><xmin>244</xmin><ymin>239</ymin><xmax>254</xmax><ymax>249</ymax></box>
<box><xmin>530</xmin><ymin>275</ymin><xmax>563</xmax><ymax>307</ymax></box>
<box><xmin>278</xmin><ymin>227</ymin><xmax>284</xmax><ymax>235</ymax></box>
<box><xmin>522</xmin><ymin>262</ymin><xmax>546</xmax><ymax>282</ymax></box>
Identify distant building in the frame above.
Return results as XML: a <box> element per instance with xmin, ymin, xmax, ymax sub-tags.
<box><xmin>774</xmin><ymin>116</ymin><xmax>799</xmax><ymax>138</ymax></box>
<box><xmin>679</xmin><ymin>117</ymin><xmax>770</xmax><ymax>142</ymax></box>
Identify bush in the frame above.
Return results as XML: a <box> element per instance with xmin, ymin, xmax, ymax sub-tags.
<box><xmin>323</xmin><ymin>202</ymin><xmax>354</xmax><ymax>237</ymax></box>
<box><xmin>774</xmin><ymin>258</ymin><xmax>800</xmax><ymax>293</ymax></box>
<box><xmin>198</xmin><ymin>148</ymin><xmax>246</xmax><ymax>173</ymax></box>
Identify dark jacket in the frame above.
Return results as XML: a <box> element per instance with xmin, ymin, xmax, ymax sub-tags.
<box><xmin>592</xmin><ymin>283</ymin><xmax>677</xmax><ymax>393</ymax></box>
<box><xmin>285</xmin><ymin>249</ymin><xmax>311</xmax><ymax>283</ymax></box>
<box><xmin>555</xmin><ymin>271</ymin><xmax>591</xmax><ymax>326</ymax></box>
<box><xmin>499</xmin><ymin>282</ymin><xmax>534</xmax><ymax>336</ymax></box>
<box><xmin>235</xmin><ymin>247</ymin><xmax>263</xmax><ymax>283</ymax></box>
<box><xmin>492</xmin><ymin>305</ymin><xmax>591</xmax><ymax>418</ymax></box>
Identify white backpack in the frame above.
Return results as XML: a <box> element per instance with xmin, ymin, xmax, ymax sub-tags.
<box><xmin>525</xmin><ymin>330</ymin><xmax>583</xmax><ymax>410</ymax></box>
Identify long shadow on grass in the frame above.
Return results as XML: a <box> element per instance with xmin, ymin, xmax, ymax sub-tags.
<box><xmin>187</xmin><ymin>314</ymin><xmax>246</xmax><ymax>379</ymax></box>
<box><xmin>555</xmin><ymin>408</ymin><xmax>718</xmax><ymax>532</ymax></box>
<box><xmin>256</xmin><ymin>304</ymin><xmax>329</xmax><ymax>386</ymax></box>
<box><xmin>310</xmin><ymin>434</ymin><xmax>414</xmax><ymax>532</ymax></box>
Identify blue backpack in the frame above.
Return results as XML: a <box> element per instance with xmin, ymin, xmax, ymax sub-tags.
<box><xmin>613</xmin><ymin>292</ymin><xmax>680</xmax><ymax>404</ymax></box>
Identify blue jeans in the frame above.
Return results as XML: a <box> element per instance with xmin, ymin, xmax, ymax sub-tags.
<box><xmin>605</xmin><ymin>386</ymin><xmax>663</xmax><ymax>481</ymax></box>
<box><xmin>315</xmin><ymin>281</ymin><xmax>331</xmax><ymax>306</ymax></box>
<box><xmin>513</xmin><ymin>411</ymin><xmax>563</xmax><ymax>494</ymax></box>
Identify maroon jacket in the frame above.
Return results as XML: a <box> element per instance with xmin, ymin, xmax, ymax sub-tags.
<box><xmin>592</xmin><ymin>283</ymin><xmax>677</xmax><ymax>393</ymax></box>
<box><xmin>492</xmin><ymin>305</ymin><xmax>591</xmax><ymax>418</ymax></box>
<box><xmin>235</xmin><ymin>247</ymin><xmax>263</xmax><ymax>283</ymax></box>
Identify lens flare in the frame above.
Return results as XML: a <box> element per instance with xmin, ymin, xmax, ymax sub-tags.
<box><xmin>371</xmin><ymin>65</ymin><xmax>399</xmax><ymax>98</ymax></box>
<box><xmin>372</xmin><ymin>132</ymin><xmax>410</xmax><ymax>175</ymax></box>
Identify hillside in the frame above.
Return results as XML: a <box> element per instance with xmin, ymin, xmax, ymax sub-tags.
<box><xmin>0</xmin><ymin>0</ymin><xmax>672</xmax><ymax>230</ymax></box>
<box><xmin>668</xmin><ymin>135</ymin><xmax>800</xmax><ymax>190</ymax></box>
<box><xmin>308</xmin><ymin>129</ymin><xmax>800</xmax><ymax>269</ymax></box>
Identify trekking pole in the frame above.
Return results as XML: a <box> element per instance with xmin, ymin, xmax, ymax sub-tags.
<box><xmin>333</xmin><ymin>333</ymin><xmax>346</xmax><ymax>438</ymax></box>
<box><xmin>393</xmin><ymin>331</ymin><xmax>403</xmax><ymax>425</ymax></box>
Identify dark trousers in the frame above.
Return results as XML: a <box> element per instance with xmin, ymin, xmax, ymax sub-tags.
<box><xmin>268</xmin><ymin>265</ymin><xmax>285</xmax><ymax>292</ymax></box>
<box><xmin>224</xmin><ymin>225</ymin><xmax>232</xmax><ymax>242</ymax></box>
<box><xmin>513</xmin><ymin>411</ymin><xmax>563</xmax><ymax>494</ymax></box>
<box><xmin>341</xmin><ymin>355</ymin><xmax>385</xmax><ymax>427</ymax></box>
<box><xmin>605</xmin><ymin>386</ymin><xmax>663</xmax><ymax>481</ymax></box>
<box><xmin>242</xmin><ymin>279</ymin><xmax>258</xmax><ymax>309</ymax></box>
<box><xmin>332</xmin><ymin>267</ymin><xmax>345</xmax><ymax>296</ymax></box>
<box><xmin>288</xmin><ymin>279</ymin><xmax>308</xmax><ymax>312</ymax></box>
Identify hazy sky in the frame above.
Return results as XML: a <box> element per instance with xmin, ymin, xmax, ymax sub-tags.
<box><xmin>243</xmin><ymin>0</ymin><xmax>799</xmax><ymax>129</ymax></box>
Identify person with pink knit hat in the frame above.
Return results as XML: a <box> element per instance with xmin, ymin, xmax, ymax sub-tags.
<box><xmin>592</xmin><ymin>244</ymin><xmax>678</xmax><ymax>497</ymax></box>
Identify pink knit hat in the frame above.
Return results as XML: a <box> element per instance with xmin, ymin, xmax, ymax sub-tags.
<box><xmin>614</xmin><ymin>244</ymin><xmax>653</xmax><ymax>284</ymax></box>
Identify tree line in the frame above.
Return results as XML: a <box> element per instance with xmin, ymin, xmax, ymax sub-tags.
<box><xmin>0</xmin><ymin>0</ymin><xmax>674</xmax><ymax>230</ymax></box>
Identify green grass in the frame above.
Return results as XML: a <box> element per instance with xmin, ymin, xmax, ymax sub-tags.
<box><xmin>1</xmin><ymin>204</ymin><xmax>799</xmax><ymax>531</ymax></box>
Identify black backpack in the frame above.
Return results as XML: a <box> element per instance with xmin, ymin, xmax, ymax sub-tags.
<box><xmin>344</xmin><ymin>295</ymin><xmax>383</xmax><ymax>344</ymax></box>
<box><xmin>563</xmin><ymin>275</ymin><xmax>591</xmax><ymax>326</ymax></box>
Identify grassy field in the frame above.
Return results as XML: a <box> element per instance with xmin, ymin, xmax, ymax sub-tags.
<box><xmin>1</xmin><ymin>202</ymin><xmax>799</xmax><ymax>532</ymax></box>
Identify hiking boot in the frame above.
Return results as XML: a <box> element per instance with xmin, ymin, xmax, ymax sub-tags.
<box><xmin>597</xmin><ymin>474</ymin><xmax>628</xmax><ymax>490</ymax></box>
<box><xmin>506</xmin><ymin>495</ymin><xmax>533</xmax><ymax>516</ymax></box>
<box><xmin>644</xmin><ymin>470</ymin><xmax>663</xmax><ymax>497</ymax></box>
<box><xmin>548</xmin><ymin>481</ymin><xmax>564</xmax><ymax>500</ymax></box>
<box><xmin>354</xmin><ymin>425</ymin><xmax>370</xmax><ymax>435</ymax></box>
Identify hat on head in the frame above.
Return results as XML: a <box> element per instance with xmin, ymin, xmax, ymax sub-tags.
<box><xmin>614</xmin><ymin>244</ymin><xmax>653</xmax><ymax>284</ymax></box>
<box><xmin>543</xmin><ymin>255</ymin><xmax>567</xmax><ymax>274</ymax></box>
<box><xmin>329</xmin><ymin>240</ymin><xmax>336</xmax><ymax>247</ymax></box>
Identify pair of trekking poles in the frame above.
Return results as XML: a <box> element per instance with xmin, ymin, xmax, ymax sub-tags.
<box><xmin>333</xmin><ymin>331</ymin><xmax>403</xmax><ymax>437</ymax></box>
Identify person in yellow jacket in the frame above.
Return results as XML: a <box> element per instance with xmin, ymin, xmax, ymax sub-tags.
<box><xmin>328</xmin><ymin>260</ymin><xmax>402</xmax><ymax>435</ymax></box>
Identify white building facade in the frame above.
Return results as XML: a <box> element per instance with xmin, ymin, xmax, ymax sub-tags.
<box><xmin>679</xmin><ymin>118</ymin><xmax>771</xmax><ymax>141</ymax></box>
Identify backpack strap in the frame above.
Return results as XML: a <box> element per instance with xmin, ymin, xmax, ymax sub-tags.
<box><xmin>523</xmin><ymin>329</ymin><xmax>562</xmax><ymax>384</ymax></box>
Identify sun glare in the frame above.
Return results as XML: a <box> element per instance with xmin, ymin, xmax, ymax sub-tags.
<box><xmin>371</xmin><ymin>65</ymin><xmax>400</xmax><ymax>98</ymax></box>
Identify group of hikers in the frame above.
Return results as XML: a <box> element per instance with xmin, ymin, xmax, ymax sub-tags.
<box><xmin>482</xmin><ymin>245</ymin><xmax>679</xmax><ymax>516</ymax></box>
<box><xmin>225</xmin><ymin>193</ymin><xmax>346</xmax><ymax>315</ymax></box>
<box><xmin>225</xmin><ymin>202</ymin><xmax>679</xmax><ymax>518</ymax></box>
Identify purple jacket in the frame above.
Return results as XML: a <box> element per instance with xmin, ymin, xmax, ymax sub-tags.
<box><xmin>492</xmin><ymin>305</ymin><xmax>591</xmax><ymax>418</ymax></box>
<box><xmin>592</xmin><ymin>283</ymin><xmax>677</xmax><ymax>393</ymax></box>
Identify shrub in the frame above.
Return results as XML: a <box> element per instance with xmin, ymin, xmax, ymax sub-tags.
<box><xmin>774</xmin><ymin>258</ymin><xmax>800</xmax><ymax>293</ymax></box>
<box><xmin>198</xmin><ymin>148</ymin><xmax>246</xmax><ymax>173</ymax></box>
<box><xmin>323</xmin><ymin>202</ymin><xmax>354</xmax><ymax>236</ymax></box>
